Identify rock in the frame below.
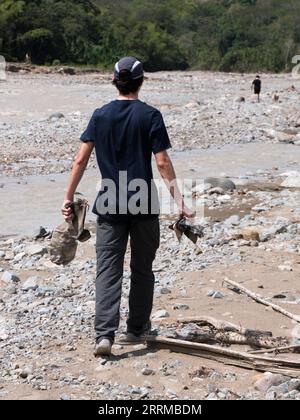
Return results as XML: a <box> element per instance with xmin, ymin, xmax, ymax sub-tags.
<box><xmin>236</xmin><ymin>96</ymin><xmax>245</xmax><ymax>103</ymax></box>
<box><xmin>160</xmin><ymin>287</ymin><xmax>171</xmax><ymax>295</ymax></box>
<box><xmin>209</xmin><ymin>371</ymin><xmax>223</xmax><ymax>381</ymax></box>
<box><xmin>141</xmin><ymin>368</ymin><xmax>155</xmax><ymax>376</ymax></box>
<box><xmin>26</xmin><ymin>244</ymin><xmax>47</xmax><ymax>257</ymax></box>
<box><xmin>173</xmin><ymin>304</ymin><xmax>190</xmax><ymax>310</ymax></box>
<box><xmin>62</xmin><ymin>67</ymin><xmax>76</xmax><ymax>75</ymax></box>
<box><xmin>19</xmin><ymin>367</ymin><xmax>32</xmax><ymax>379</ymax></box>
<box><xmin>207</xmin><ymin>290</ymin><xmax>225</xmax><ymax>299</ymax></box>
<box><xmin>207</xmin><ymin>383</ymin><xmax>218</xmax><ymax>393</ymax></box>
<box><xmin>153</xmin><ymin>310</ymin><xmax>170</xmax><ymax>319</ymax></box>
<box><xmin>273</xmin><ymin>294</ymin><xmax>286</xmax><ymax>299</ymax></box>
<box><xmin>281</xmin><ymin>172</ymin><xmax>300</xmax><ymax>188</ymax></box>
<box><xmin>267</xmin><ymin>382</ymin><xmax>290</xmax><ymax>396</ymax></box>
<box><xmin>217</xmin><ymin>194</ymin><xmax>231</xmax><ymax>203</ymax></box>
<box><xmin>5</xmin><ymin>284</ymin><xmax>17</xmax><ymax>295</ymax></box>
<box><xmin>225</xmin><ymin>215</ymin><xmax>240</xmax><ymax>226</ymax></box>
<box><xmin>204</xmin><ymin>177</ymin><xmax>236</xmax><ymax>191</ymax></box>
<box><xmin>1</xmin><ymin>271</ymin><xmax>20</xmax><ymax>283</ymax></box>
<box><xmin>4</xmin><ymin>251</ymin><xmax>14</xmax><ymax>260</ymax></box>
<box><xmin>184</xmin><ymin>101</ymin><xmax>200</xmax><ymax>109</ymax></box>
<box><xmin>276</xmin><ymin>131</ymin><xmax>295</xmax><ymax>144</ymax></box>
<box><xmin>34</xmin><ymin>226</ymin><xmax>48</xmax><ymax>239</ymax></box>
<box><xmin>0</xmin><ymin>251</ymin><xmax>5</xmax><ymax>258</ymax></box>
<box><xmin>59</xmin><ymin>394</ymin><xmax>71</xmax><ymax>400</ymax></box>
<box><xmin>49</xmin><ymin>112</ymin><xmax>65</xmax><ymax>120</ymax></box>
<box><xmin>278</xmin><ymin>265</ymin><xmax>293</xmax><ymax>272</ymax></box>
<box><xmin>206</xmin><ymin>392</ymin><xmax>218</xmax><ymax>400</ymax></box>
<box><xmin>13</xmin><ymin>252</ymin><xmax>26</xmax><ymax>263</ymax></box>
<box><xmin>241</xmin><ymin>228</ymin><xmax>260</xmax><ymax>241</ymax></box>
<box><xmin>207</xmin><ymin>187</ymin><xmax>225</xmax><ymax>195</ymax></box>
<box><xmin>21</xmin><ymin>276</ymin><xmax>40</xmax><ymax>291</ymax></box>
<box><xmin>252</xmin><ymin>205</ymin><xmax>270</xmax><ymax>213</ymax></box>
<box><xmin>266</xmin><ymin>390</ymin><xmax>277</xmax><ymax>400</ymax></box>
<box><xmin>253</xmin><ymin>372</ymin><xmax>287</xmax><ymax>392</ymax></box>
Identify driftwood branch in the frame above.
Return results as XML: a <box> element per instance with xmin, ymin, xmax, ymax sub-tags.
<box><xmin>223</xmin><ymin>278</ymin><xmax>300</xmax><ymax>323</ymax></box>
<box><xmin>163</xmin><ymin>316</ymin><xmax>289</xmax><ymax>349</ymax></box>
<box><xmin>248</xmin><ymin>345</ymin><xmax>300</xmax><ymax>355</ymax></box>
<box><xmin>146</xmin><ymin>336</ymin><xmax>300</xmax><ymax>378</ymax></box>
<box><xmin>174</xmin><ymin>315</ymin><xmax>272</xmax><ymax>335</ymax></box>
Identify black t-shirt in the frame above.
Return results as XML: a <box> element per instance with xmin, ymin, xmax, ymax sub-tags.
<box><xmin>80</xmin><ymin>99</ymin><xmax>171</xmax><ymax>222</ymax></box>
<box><xmin>253</xmin><ymin>79</ymin><xmax>261</xmax><ymax>91</ymax></box>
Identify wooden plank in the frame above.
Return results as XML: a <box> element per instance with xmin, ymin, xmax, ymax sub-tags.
<box><xmin>146</xmin><ymin>336</ymin><xmax>300</xmax><ymax>378</ymax></box>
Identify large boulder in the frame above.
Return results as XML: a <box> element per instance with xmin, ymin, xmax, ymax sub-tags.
<box><xmin>281</xmin><ymin>171</ymin><xmax>300</xmax><ymax>188</ymax></box>
<box><xmin>204</xmin><ymin>177</ymin><xmax>236</xmax><ymax>191</ymax></box>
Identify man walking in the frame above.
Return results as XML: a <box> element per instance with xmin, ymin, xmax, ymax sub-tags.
<box><xmin>61</xmin><ymin>57</ymin><xmax>194</xmax><ymax>356</ymax></box>
<box><xmin>252</xmin><ymin>75</ymin><xmax>261</xmax><ymax>102</ymax></box>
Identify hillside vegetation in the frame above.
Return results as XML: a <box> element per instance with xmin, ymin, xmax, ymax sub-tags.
<box><xmin>0</xmin><ymin>0</ymin><xmax>299</xmax><ymax>72</ymax></box>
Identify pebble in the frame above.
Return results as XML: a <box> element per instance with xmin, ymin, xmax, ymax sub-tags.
<box><xmin>173</xmin><ymin>304</ymin><xmax>190</xmax><ymax>310</ymax></box>
<box><xmin>152</xmin><ymin>310</ymin><xmax>170</xmax><ymax>319</ymax></box>
<box><xmin>1</xmin><ymin>271</ymin><xmax>20</xmax><ymax>283</ymax></box>
<box><xmin>207</xmin><ymin>290</ymin><xmax>225</xmax><ymax>299</ymax></box>
<box><xmin>253</xmin><ymin>372</ymin><xmax>287</xmax><ymax>393</ymax></box>
<box><xmin>26</xmin><ymin>245</ymin><xmax>47</xmax><ymax>257</ymax></box>
<box><xmin>21</xmin><ymin>276</ymin><xmax>40</xmax><ymax>291</ymax></box>
<box><xmin>141</xmin><ymin>368</ymin><xmax>155</xmax><ymax>376</ymax></box>
<box><xmin>278</xmin><ymin>265</ymin><xmax>293</xmax><ymax>272</ymax></box>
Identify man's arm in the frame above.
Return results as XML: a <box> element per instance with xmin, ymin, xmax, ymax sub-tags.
<box><xmin>61</xmin><ymin>141</ymin><xmax>94</xmax><ymax>220</ymax></box>
<box><xmin>155</xmin><ymin>150</ymin><xmax>195</xmax><ymax>218</ymax></box>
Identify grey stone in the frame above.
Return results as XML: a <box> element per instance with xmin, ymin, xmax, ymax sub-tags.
<box><xmin>281</xmin><ymin>173</ymin><xmax>300</xmax><ymax>188</ymax></box>
<box><xmin>160</xmin><ymin>287</ymin><xmax>171</xmax><ymax>295</ymax></box>
<box><xmin>1</xmin><ymin>271</ymin><xmax>20</xmax><ymax>283</ymax></box>
<box><xmin>21</xmin><ymin>276</ymin><xmax>40</xmax><ymax>291</ymax></box>
<box><xmin>5</xmin><ymin>284</ymin><xmax>17</xmax><ymax>295</ymax></box>
<box><xmin>278</xmin><ymin>265</ymin><xmax>293</xmax><ymax>272</ymax></box>
<box><xmin>225</xmin><ymin>215</ymin><xmax>240</xmax><ymax>226</ymax></box>
<box><xmin>253</xmin><ymin>372</ymin><xmax>287</xmax><ymax>393</ymax></box>
<box><xmin>49</xmin><ymin>112</ymin><xmax>65</xmax><ymax>120</ymax></box>
<box><xmin>267</xmin><ymin>382</ymin><xmax>290</xmax><ymax>395</ymax></box>
<box><xmin>26</xmin><ymin>244</ymin><xmax>47</xmax><ymax>256</ymax></box>
<box><xmin>207</xmin><ymin>290</ymin><xmax>225</xmax><ymax>299</ymax></box>
<box><xmin>141</xmin><ymin>368</ymin><xmax>155</xmax><ymax>376</ymax></box>
<box><xmin>59</xmin><ymin>394</ymin><xmax>71</xmax><ymax>400</ymax></box>
<box><xmin>153</xmin><ymin>310</ymin><xmax>170</xmax><ymax>319</ymax></box>
<box><xmin>266</xmin><ymin>390</ymin><xmax>277</xmax><ymax>400</ymax></box>
<box><xmin>204</xmin><ymin>177</ymin><xmax>236</xmax><ymax>191</ymax></box>
<box><xmin>19</xmin><ymin>367</ymin><xmax>32</xmax><ymax>379</ymax></box>
<box><xmin>206</xmin><ymin>392</ymin><xmax>218</xmax><ymax>400</ymax></box>
<box><xmin>207</xmin><ymin>383</ymin><xmax>217</xmax><ymax>393</ymax></box>
<box><xmin>173</xmin><ymin>304</ymin><xmax>190</xmax><ymax>310</ymax></box>
<box><xmin>13</xmin><ymin>252</ymin><xmax>26</xmax><ymax>263</ymax></box>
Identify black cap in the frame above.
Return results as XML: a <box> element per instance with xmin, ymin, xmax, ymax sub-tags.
<box><xmin>114</xmin><ymin>56</ymin><xmax>144</xmax><ymax>81</ymax></box>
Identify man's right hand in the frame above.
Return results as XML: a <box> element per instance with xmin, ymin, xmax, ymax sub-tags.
<box><xmin>178</xmin><ymin>203</ymin><xmax>196</xmax><ymax>219</ymax></box>
<box><xmin>61</xmin><ymin>200</ymin><xmax>74</xmax><ymax>222</ymax></box>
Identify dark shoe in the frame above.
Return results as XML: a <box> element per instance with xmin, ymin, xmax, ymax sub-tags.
<box><xmin>117</xmin><ymin>330</ymin><xmax>156</xmax><ymax>345</ymax></box>
<box><xmin>94</xmin><ymin>338</ymin><xmax>112</xmax><ymax>356</ymax></box>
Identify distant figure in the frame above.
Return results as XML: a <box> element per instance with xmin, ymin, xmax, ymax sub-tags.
<box><xmin>272</xmin><ymin>92</ymin><xmax>279</xmax><ymax>102</ymax></box>
<box><xmin>25</xmin><ymin>53</ymin><xmax>31</xmax><ymax>64</ymax></box>
<box><xmin>252</xmin><ymin>75</ymin><xmax>261</xmax><ymax>102</ymax></box>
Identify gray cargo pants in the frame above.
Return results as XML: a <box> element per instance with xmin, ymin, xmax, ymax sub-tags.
<box><xmin>95</xmin><ymin>217</ymin><xmax>160</xmax><ymax>343</ymax></box>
